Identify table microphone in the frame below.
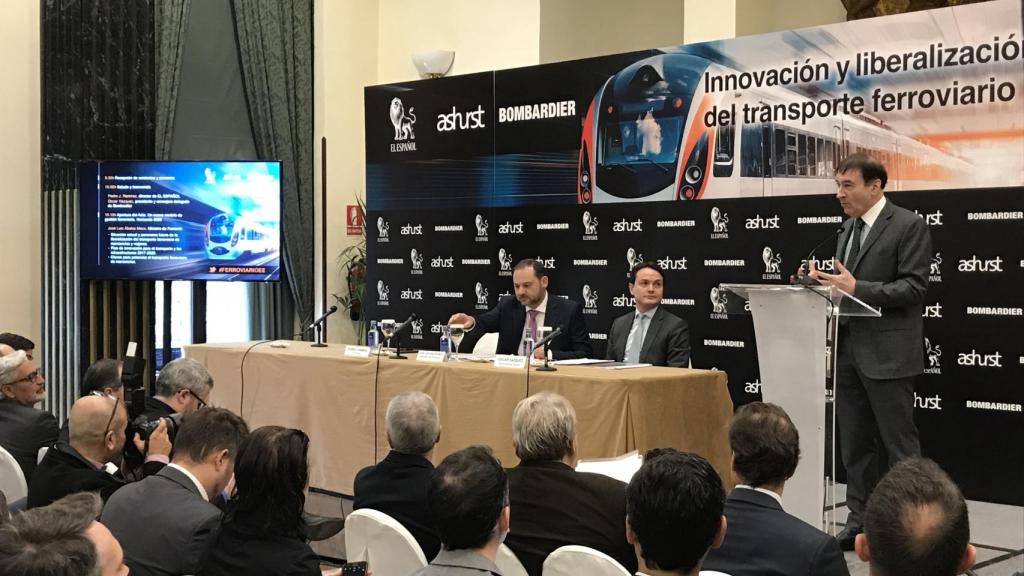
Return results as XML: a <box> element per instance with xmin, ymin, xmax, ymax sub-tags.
<box><xmin>531</xmin><ymin>325</ymin><xmax>564</xmax><ymax>352</ymax></box>
<box><xmin>791</xmin><ymin>226</ymin><xmax>843</xmax><ymax>285</ymax></box>
<box><xmin>393</xmin><ymin>312</ymin><xmax>419</xmax><ymax>335</ymax></box>
<box><xmin>309</xmin><ymin>305</ymin><xmax>339</xmax><ymax>330</ymax></box>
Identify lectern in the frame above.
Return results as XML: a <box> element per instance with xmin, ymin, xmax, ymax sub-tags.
<box><xmin>720</xmin><ymin>283</ymin><xmax>879</xmax><ymax>531</ymax></box>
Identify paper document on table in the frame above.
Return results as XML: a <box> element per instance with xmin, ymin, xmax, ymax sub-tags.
<box><xmin>606</xmin><ymin>363</ymin><xmax>652</xmax><ymax>370</ymax></box>
<box><xmin>550</xmin><ymin>358</ymin><xmax>609</xmax><ymax>365</ymax></box>
<box><xmin>576</xmin><ymin>450</ymin><xmax>643</xmax><ymax>483</ymax></box>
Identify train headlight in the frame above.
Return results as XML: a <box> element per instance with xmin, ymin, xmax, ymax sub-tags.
<box><xmin>685</xmin><ymin>165</ymin><xmax>702</xmax><ymax>184</ymax></box>
<box><xmin>581</xmin><ymin>173</ymin><xmax>589</xmax><ymax>185</ymax></box>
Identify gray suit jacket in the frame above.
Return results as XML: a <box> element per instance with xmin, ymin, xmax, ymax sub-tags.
<box><xmin>0</xmin><ymin>400</ymin><xmax>59</xmax><ymax>482</ymax></box>
<box><xmin>101</xmin><ymin>465</ymin><xmax>221</xmax><ymax>576</ymax></box>
<box><xmin>605</xmin><ymin>307</ymin><xmax>690</xmax><ymax>367</ymax></box>
<box><xmin>837</xmin><ymin>199</ymin><xmax>931</xmax><ymax>379</ymax></box>
<box><xmin>411</xmin><ymin>548</ymin><xmax>502</xmax><ymax>576</ymax></box>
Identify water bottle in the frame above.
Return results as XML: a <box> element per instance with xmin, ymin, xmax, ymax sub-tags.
<box><xmin>439</xmin><ymin>326</ymin><xmax>451</xmax><ymax>358</ymax></box>
<box><xmin>367</xmin><ymin>321</ymin><xmax>379</xmax><ymax>349</ymax></box>
<box><xmin>522</xmin><ymin>337</ymin><xmax>535</xmax><ymax>358</ymax></box>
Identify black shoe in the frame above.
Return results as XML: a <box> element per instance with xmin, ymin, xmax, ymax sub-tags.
<box><xmin>303</xmin><ymin>511</ymin><xmax>344</xmax><ymax>541</ymax></box>
<box><xmin>836</xmin><ymin>526</ymin><xmax>860</xmax><ymax>552</ymax></box>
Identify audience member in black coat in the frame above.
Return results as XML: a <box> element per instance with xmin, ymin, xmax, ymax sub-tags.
<box><xmin>198</xmin><ymin>426</ymin><xmax>320</xmax><ymax>576</ymax></box>
<box><xmin>503</xmin><ymin>392</ymin><xmax>637</xmax><ymax>575</ymax></box>
<box><xmin>0</xmin><ymin>346</ymin><xmax>59</xmax><ymax>483</ymax></box>
<box><xmin>354</xmin><ymin>391</ymin><xmax>441</xmax><ymax>560</ymax></box>
<box><xmin>703</xmin><ymin>403</ymin><xmax>849</xmax><ymax>576</ymax></box>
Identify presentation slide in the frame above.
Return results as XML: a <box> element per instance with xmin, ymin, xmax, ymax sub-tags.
<box><xmin>80</xmin><ymin>161</ymin><xmax>281</xmax><ymax>281</ymax></box>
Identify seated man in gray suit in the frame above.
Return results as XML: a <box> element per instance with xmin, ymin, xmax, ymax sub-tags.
<box><xmin>702</xmin><ymin>402</ymin><xmax>849</xmax><ymax>576</ymax></box>
<box><xmin>0</xmin><ymin>344</ymin><xmax>59</xmax><ymax>483</ymax></box>
<box><xmin>606</xmin><ymin>262</ymin><xmax>690</xmax><ymax>367</ymax></box>
<box><xmin>101</xmin><ymin>407</ymin><xmax>249</xmax><ymax>576</ymax></box>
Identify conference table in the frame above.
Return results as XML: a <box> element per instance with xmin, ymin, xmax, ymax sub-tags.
<box><xmin>184</xmin><ymin>342</ymin><xmax>734</xmax><ymax>495</ymax></box>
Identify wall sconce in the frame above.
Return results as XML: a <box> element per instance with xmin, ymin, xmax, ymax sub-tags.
<box><xmin>412</xmin><ymin>50</ymin><xmax>455</xmax><ymax>79</ymax></box>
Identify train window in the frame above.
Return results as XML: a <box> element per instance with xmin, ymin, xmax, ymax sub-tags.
<box><xmin>808</xmin><ymin>136</ymin><xmax>817</xmax><ymax>177</ymax></box>
<box><xmin>787</xmin><ymin>132</ymin><xmax>797</xmax><ymax>176</ymax></box>
<box><xmin>816</xmin><ymin>138</ymin><xmax>825</xmax><ymax>176</ymax></box>
<box><xmin>740</xmin><ymin>125</ymin><xmax>762</xmax><ymax>177</ymax></box>
<box><xmin>762</xmin><ymin>125</ymin><xmax>772</xmax><ymax>177</ymax></box>
<box><xmin>774</xmin><ymin>128</ymin><xmax>787</xmax><ymax>177</ymax></box>
<box><xmin>798</xmin><ymin>134</ymin><xmax>808</xmax><ymax>176</ymax></box>
<box><xmin>714</xmin><ymin>124</ymin><xmax>734</xmax><ymax>177</ymax></box>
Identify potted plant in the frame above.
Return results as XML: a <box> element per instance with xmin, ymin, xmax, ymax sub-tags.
<box><xmin>333</xmin><ymin>198</ymin><xmax>367</xmax><ymax>343</ymax></box>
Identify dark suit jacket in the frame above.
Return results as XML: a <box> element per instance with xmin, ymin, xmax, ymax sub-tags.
<box><xmin>473</xmin><ymin>295</ymin><xmax>592</xmax><ymax>360</ymax></box>
<box><xmin>198</xmin><ymin>511</ymin><xmax>320</xmax><ymax>576</ymax></box>
<box><xmin>837</xmin><ymin>199</ymin><xmax>931</xmax><ymax>379</ymax></box>
<box><xmin>605</xmin><ymin>307</ymin><xmax>690</xmax><ymax>367</ymax></box>
<box><xmin>101</xmin><ymin>465</ymin><xmax>221</xmax><ymax>576</ymax></box>
<box><xmin>703</xmin><ymin>488</ymin><xmax>850</xmax><ymax>576</ymax></box>
<box><xmin>0</xmin><ymin>399</ymin><xmax>59</xmax><ymax>483</ymax></box>
<box><xmin>27</xmin><ymin>441</ymin><xmax>124</xmax><ymax>508</ymax></box>
<box><xmin>354</xmin><ymin>450</ymin><xmax>440</xmax><ymax>560</ymax></box>
<box><xmin>505</xmin><ymin>460</ymin><xmax>636</xmax><ymax>576</ymax></box>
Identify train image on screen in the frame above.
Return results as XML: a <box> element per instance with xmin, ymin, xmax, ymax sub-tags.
<box><xmin>577</xmin><ymin>53</ymin><xmax>970</xmax><ymax>204</ymax></box>
<box><xmin>204</xmin><ymin>213</ymin><xmax>278</xmax><ymax>260</ymax></box>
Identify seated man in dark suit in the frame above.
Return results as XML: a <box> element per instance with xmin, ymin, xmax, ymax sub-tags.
<box><xmin>449</xmin><ymin>259</ymin><xmax>592</xmax><ymax>360</ymax></box>
<box><xmin>856</xmin><ymin>458</ymin><xmax>975</xmax><ymax>576</ymax></box>
<box><xmin>101</xmin><ymin>407</ymin><xmax>249</xmax><ymax>576</ymax></box>
<box><xmin>59</xmin><ymin>359</ymin><xmax>124</xmax><ymax>444</ymax></box>
<box><xmin>0</xmin><ymin>345</ymin><xmax>59</xmax><ymax>483</ymax></box>
<box><xmin>703</xmin><ymin>402</ymin><xmax>849</xmax><ymax>576</ymax></box>
<box><xmin>354</xmin><ymin>391</ymin><xmax>441</xmax><ymax>560</ymax></box>
<box><xmin>625</xmin><ymin>448</ymin><xmax>727</xmax><ymax>576</ymax></box>
<box><xmin>606</xmin><ymin>262</ymin><xmax>690</xmax><ymax>367</ymax></box>
<box><xmin>141</xmin><ymin>357</ymin><xmax>213</xmax><ymax>425</ymax></box>
<box><xmin>504</xmin><ymin>392</ymin><xmax>636</xmax><ymax>575</ymax></box>
<box><xmin>28</xmin><ymin>393</ymin><xmax>170</xmax><ymax>508</ymax></box>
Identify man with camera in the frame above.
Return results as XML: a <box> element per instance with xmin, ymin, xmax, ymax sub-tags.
<box><xmin>142</xmin><ymin>357</ymin><xmax>213</xmax><ymax>428</ymax></box>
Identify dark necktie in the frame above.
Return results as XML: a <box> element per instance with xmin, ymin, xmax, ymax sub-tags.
<box><xmin>845</xmin><ymin>218</ymin><xmax>864</xmax><ymax>267</ymax></box>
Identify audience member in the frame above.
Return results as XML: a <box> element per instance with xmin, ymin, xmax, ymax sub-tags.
<box><xmin>0</xmin><ymin>345</ymin><xmax>59</xmax><ymax>482</ymax></box>
<box><xmin>0</xmin><ymin>333</ymin><xmax>35</xmax><ymax>360</ymax></box>
<box><xmin>504</xmin><ymin>391</ymin><xmax>636</xmax><ymax>575</ymax></box>
<box><xmin>58</xmin><ymin>358</ymin><xmax>125</xmax><ymax>443</ymax></box>
<box><xmin>626</xmin><ymin>448</ymin><xmax>727</xmax><ymax>576</ymax></box>
<box><xmin>144</xmin><ymin>357</ymin><xmax>213</xmax><ymax>423</ymax></box>
<box><xmin>411</xmin><ymin>445</ymin><xmax>509</xmax><ymax>576</ymax></box>
<box><xmin>198</xmin><ymin>425</ymin><xmax>320</xmax><ymax>576</ymax></box>
<box><xmin>29</xmin><ymin>393</ymin><xmax>169</xmax><ymax>508</ymax></box>
<box><xmin>703</xmin><ymin>402</ymin><xmax>849</xmax><ymax>576</ymax></box>
<box><xmin>354</xmin><ymin>391</ymin><xmax>442</xmax><ymax>559</ymax></box>
<box><xmin>0</xmin><ymin>491</ymin><xmax>129</xmax><ymax>576</ymax></box>
<box><xmin>856</xmin><ymin>457</ymin><xmax>975</xmax><ymax>576</ymax></box>
<box><xmin>102</xmin><ymin>407</ymin><xmax>249</xmax><ymax>576</ymax></box>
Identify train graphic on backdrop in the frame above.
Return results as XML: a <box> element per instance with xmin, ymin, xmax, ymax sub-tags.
<box><xmin>204</xmin><ymin>213</ymin><xmax>278</xmax><ymax>260</ymax></box>
<box><xmin>577</xmin><ymin>53</ymin><xmax>970</xmax><ymax>203</ymax></box>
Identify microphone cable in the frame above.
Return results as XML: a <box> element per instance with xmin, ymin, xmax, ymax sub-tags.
<box><xmin>239</xmin><ymin>340</ymin><xmax>271</xmax><ymax>421</ymax></box>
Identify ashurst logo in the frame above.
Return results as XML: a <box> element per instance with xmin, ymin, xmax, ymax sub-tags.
<box><xmin>657</xmin><ymin>257</ymin><xmax>688</xmax><ymax>271</ymax></box>
<box><xmin>431</xmin><ymin>256</ymin><xmax>455</xmax><ymax>269</ymax></box>
<box><xmin>474</xmin><ymin>214</ymin><xmax>489</xmax><ymax>240</ymax></box>
<box><xmin>612</xmin><ymin>218</ymin><xmax>643</xmax><ymax>232</ymax></box>
<box><xmin>409</xmin><ymin>318</ymin><xmax>424</xmax><ymax>340</ymax></box>
<box><xmin>431</xmin><ymin>322</ymin><xmax>446</xmax><ymax>335</ymax></box>
<box><xmin>376</xmin><ymin>217</ymin><xmax>390</xmax><ymax>242</ymax></box>
<box><xmin>626</xmin><ymin>248</ymin><xmax>645</xmax><ymax>271</ymax></box>
<box><xmin>762</xmin><ymin>246</ymin><xmax>782</xmax><ymax>279</ymax></box>
<box><xmin>534</xmin><ymin>256</ymin><xmax>556</xmax><ymax>270</ymax></box>
<box><xmin>958</xmin><ymin>255</ymin><xmax>1004</xmax><ymax>273</ymax></box>
<box><xmin>409</xmin><ymin>249</ymin><xmax>424</xmax><ymax>273</ymax></box>
<box><xmin>710</xmin><ymin>207</ymin><xmax>729</xmax><ymax>238</ymax></box>
<box><xmin>582</xmin><ymin>285</ymin><xmax>599</xmax><ymax>314</ymax></box>
<box><xmin>376</xmin><ymin>280</ymin><xmax>390</xmax><ymax>305</ymax></box>
<box><xmin>401</xmin><ymin>223</ymin><xmax>423</xmax><ymax>235</ymax></box>
<box><xmin>914</xmin><ymin>209</ymin><xmax>943</xmax><ymax>226</ymax></box>
<box><xmin>498</xmin><ymin>248</ymin><xmax>513</xmax><ymax>275</ymax></box>
<box><xmin>612</xmin><ymin>293</ymin><xmax>636</xmax><ymax>308</ymax></box>
<box><xmin>582</xmin><ymin>211</ymin><xmax>599</xmax><ymax>237</ymax></box>
<box><xmin>498</xmin><ymin>221</ymin><xmax>525</xmax><ymax>234</ymax></box>
<box><xmin>400</xmin><ymin>288</ymin><xmax>423</xmax><ymax>301</ymax></box>
<box><xmin>957</xmin><ymin>349</ymin><xmax>1003</xmax><ymax>368</ymax></box>
<box><xmin>804</xmin><ymin>256</ymin><xmax>835</xmax><ymax>273</ymax></box>
<box><xmin>929</xmin><ymin>253</ymin><xmax>942</xmax><ymax>282</ymax></box>
<box><xmin>923</xmin><ymin>302</ymin><xmax>943</xmax><ymax>318</ymax></box>
<box><xmin>924</xmin><ymin>338</ymin><xmax>942</xmax><ymax>374</ymax></box>
<box><xmin>745</xmin><ymin>214</ymin><xmax>780</xmax><ymax>230</ymax></box>
<box><xmin>436</xmin><ymin>104</ymin><xmax>486</xmax><ymax>132</ymax></box>
<box><xmin>389</xmin><ymin>97</ymin><xmax>417</xmax><ymax>152</ymax></box>
<box><xmin>474</xmin><ymin>282</ymin><xmax>489</xmax><ymax>309</ymax></box>
<box><xmin>914</xmin><ymin>393</ymin><xmax>942</xmax><ymax>410</ymax></box>
<box><xmin>744</xmin><ymin>379</ymin><xmax>761</xmax><ymax>394</ymax></box>
<box><xmin>710</xmin><ymin>286</ymin><xmax>728</xmax><ymax>318</ymax></box>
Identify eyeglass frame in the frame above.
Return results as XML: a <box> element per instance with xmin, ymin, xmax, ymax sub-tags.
<box><xmin>8</xmin><ymin>369</ymin><xmax>41</xmax><ymax>386</ymax></box>
<box><xmin>89</xmin><ymin>391</ymin><xmax>122</xmax><ymax>440</ymax></box>
<box><xmin>186</xmin><ymin>388</ymin><xmax>208</xmax><ymax>409</ymax></box>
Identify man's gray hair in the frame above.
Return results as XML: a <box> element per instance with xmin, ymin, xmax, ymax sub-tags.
<box><xmin>155</xmin><ymin>357</ymin><xmax>213</xmax><ymax>397</ymax></box>
<box><xmin>385</xmin><ymin>391</ymin><xmax>439</xmax><ymax>455</ymax></box>
<box><xmin>0</xmin><ymin>350</ymin><xmax>28</xmax><ymax>386</ymax></box>
<box><xmin>512</xmin><ymin>391</ymin><xmax>576</xmax><ymax>462</ymax></box>
<box><xmin>0</xmin><ymin>492</ymin><xmax>102</xmax><ymax>576</ymax></box>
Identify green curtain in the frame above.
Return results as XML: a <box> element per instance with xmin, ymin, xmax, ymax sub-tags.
<box><xmin>232</xmin><ymin>0</ymin><xmax>315</xmax><ymax>329</ymax></box>
<box><xmin>154</xmin><ymin>0</ymin><xmax>191</xmax><ymax>160</ymax></box>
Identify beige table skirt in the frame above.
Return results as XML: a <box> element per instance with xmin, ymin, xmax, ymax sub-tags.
<box><xmin>185</xmin><ymin>342</ymin><xmax>734</xmax><ymax>495</ymax></box>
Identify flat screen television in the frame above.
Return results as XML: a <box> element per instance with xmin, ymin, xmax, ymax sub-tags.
<box><xmin>80</xmin><ymin>160</ymin><xmax>282</xmax><ymax>281</ymax></box>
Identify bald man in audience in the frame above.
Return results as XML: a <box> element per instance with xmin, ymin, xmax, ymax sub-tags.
<box><xmin>0</xmin><ymin>344</ymin><xmax>59</xmax><ymax>482</ymax></box>
<box><xmin>28</xmin><ymin>394</ymin><xmax>168</xmax><ymax>508</ymax></box>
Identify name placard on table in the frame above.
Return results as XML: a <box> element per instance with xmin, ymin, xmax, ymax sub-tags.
<box><xmin>415</xmin><ymin>350</ymin><xmax>448</xmax><ymax>363</ymax></box>
<box><xmin>343</xmin><ymin>345</ymin><xmax>372</xmax><ymax>358</ymax></box>
<box><xmin>493</xmin><ymin>354</ymin><xmax>528</xmax><ymax>369</ymax></box>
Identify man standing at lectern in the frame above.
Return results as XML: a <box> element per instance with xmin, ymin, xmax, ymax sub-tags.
<box><xmin>449</xmin><ymin>259</ymin><xmax>592</xmax><ymax>360</ymax></box>
<box><xmin>809</xmin><ymin>153</ymin><xmax>931</xmax><ymax>551</ymax></box>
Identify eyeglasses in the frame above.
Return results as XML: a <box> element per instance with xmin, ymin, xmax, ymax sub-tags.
<box><xmin>187</xmin><ymin>389</ymin><xmax>208</xmax><ymax>409</ymax></box>
<box><xmin>12</xmin><ymin>370</ymin><xmax>40</xmax><ymax>385</ymax></box>
<box><xmin>103</xmin><ymin>396</ymin><xmax>121</xmax><ymax>439</ymax></box>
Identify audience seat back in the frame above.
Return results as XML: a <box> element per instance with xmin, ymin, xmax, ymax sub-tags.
<box><xmin>0</xmin><ymin>445</ymin><xmax>27</xmax><ymax>502</ymax></box>
<box><xmin>344</xmin><ymin>508</ymin><xmax>427</xmax><ymax>576</ymax></box>
<box><xmin>496</xmin><ymin>543</ymin><xmax>529</xmax><ymax>576</ymax></box>
<box><xmin>542</xmin><ymin>545</ymin><xmax>630</xmax><ymax>576</ymax></box>
<box><xmin>472</xmin><ymin>332</ymin><xmax>499</xmax><ymax>355</ymax></box>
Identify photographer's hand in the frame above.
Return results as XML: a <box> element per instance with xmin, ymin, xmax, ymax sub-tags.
<box><xmin>147</xmin><ymin>418</ymin><xmax>172</xmax><ymax>457</ymax></box>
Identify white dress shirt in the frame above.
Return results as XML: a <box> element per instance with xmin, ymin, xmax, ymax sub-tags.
<box><xmin>519</xmin><ymin>293</ymin><xmax>549</xmax><ymax>354</ymax></box>
<box><xmin>167</xmin><ymin>462</ymin><xmax>210</xmax><ymax>501</ymax></box>
<box><xmin>845</xmin><ymin>195</ymin><xmax>886</xmax><ymax>261</ymax></box>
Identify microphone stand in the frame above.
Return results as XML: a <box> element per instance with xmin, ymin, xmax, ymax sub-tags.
<box><xmin>311</xmin><ymin>323</ymin><xmax>327</xmax><ymax>348</ymax></box>
<box><xmin>390</xmin><ymin>330</ymin><xmax>407</xmax><ymax>359</ymax></box>
<box><xmin>535</xmin><ymin>349</ymin><xmax>556</xmax><ymax>372</ymax></box>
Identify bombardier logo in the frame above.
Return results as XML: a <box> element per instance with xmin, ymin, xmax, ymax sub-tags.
<box><xmin>612</xmin><ymin>218</ymin><xmax>643</xmax><ymax>233</ymax></box>
<box><xmin>410</xmin><ymin>249</ymin><xmax>424</xmax><ymax>274</ymax></box>
<box><xmin>958</xmin><ymin>255</ymin><xmax>1004</xmax><ymax>273</ymax></box>
<box><xmin>957</xmin><ymin>349</ymin><xmax>1003</xmax><ymax>368</ymax></box>
<box><xmin>924</xmin><ymin>338</ymin><xmax>942</xmax><ymax>374</ymax></box>
<box><xmin>582</xmin><ymin>211</ymin><xmax>599</xmax><ymax>238</ymax></box>
<box><xmin>498</xmin><ymin>100</ymin><xmax>576</xmax><ymax>122</ymax></box>
<box><xmin>474</xmin><ymin>214</ymin><xmax>489</xmax><ymax>241</ymax></box>
<box><xmin>474</xmin><ymin>282</ymin><xmax>489</xmax><ymax>310</ymax></box>
<box><xmin>389</xmin><ymin>97</ymin><xmax>417</xmax><ymax>152</ymax></box>
<box><xmin>582</xmin><ymin>285</ymin><xmax>599</xmax><ymax>314</ymax></box>
<box><xmin>929</xmin><ymin>253</ymin><xmax>942</xmax><ymax>282</ymax></box>
<box><xmin>762</xmin><ymin>247</ymin><xmax>782</xmax><ymax>280</ymax></box>
<box><xmin>376</xmin><ymin>217</ymin><xmax>390</xmax><ymax>243</ymax></box>
<box><xmin>436</xmin><ymin>104</ymin><xmax>486</xmax><ymax>132</ymax></box>
<box><xmin>657</xmin><ymin>257</ymin><xmax>688</xmax><ymax>271</ymax></box>
<box><xmin>710</xmin><ymin>207</ymin><xmax>729</xmax><ymax>238</ymax></box>
<box><xmin>376</xmin><ymin>280</ymin><xmax>390</xmax><ymax>306</ymax></box>
<box><xmin>745</xmin><ymin>214</ymin><xmax>780</xmax><ymax>230</ymax></box>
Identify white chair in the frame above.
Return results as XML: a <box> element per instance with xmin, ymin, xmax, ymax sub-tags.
<box><xmin>542</xmin><ymin>545</ymin><xmax>630</xmax><ymax>576</ymax></box>
<box><xmin>471</xmin><ymin>332</ymin><xmax>499</xmax><ymax>355</ymax></box>
<box><xmin>700</xmin><ymin>572</ymin><xmax>734</xmax><ymax>576</ymax></box>
<box><xmin>0</xmin><ymin>445</ymin><xmax>27</xmax><ymax>503</ymax></box>
<box><xmin>344</xmin><ymin>509</ymin><xmax>427</xmax><ymax>576</ymax></box>
<box><xmin>496</xmin><ymin>543</ymin><xmax>529</xmax><ymax>576</ymax></box>
<box><xmin>37</xmin><ymin>445</ymin><xmax>48</xmax><ymax>463</ymax></box>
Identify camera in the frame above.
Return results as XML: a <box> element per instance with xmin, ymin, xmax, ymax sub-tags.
<box><xmin>132</xmin><ymin>413</ymin><xmax>182</xmax><ymax>443</ymax></box>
